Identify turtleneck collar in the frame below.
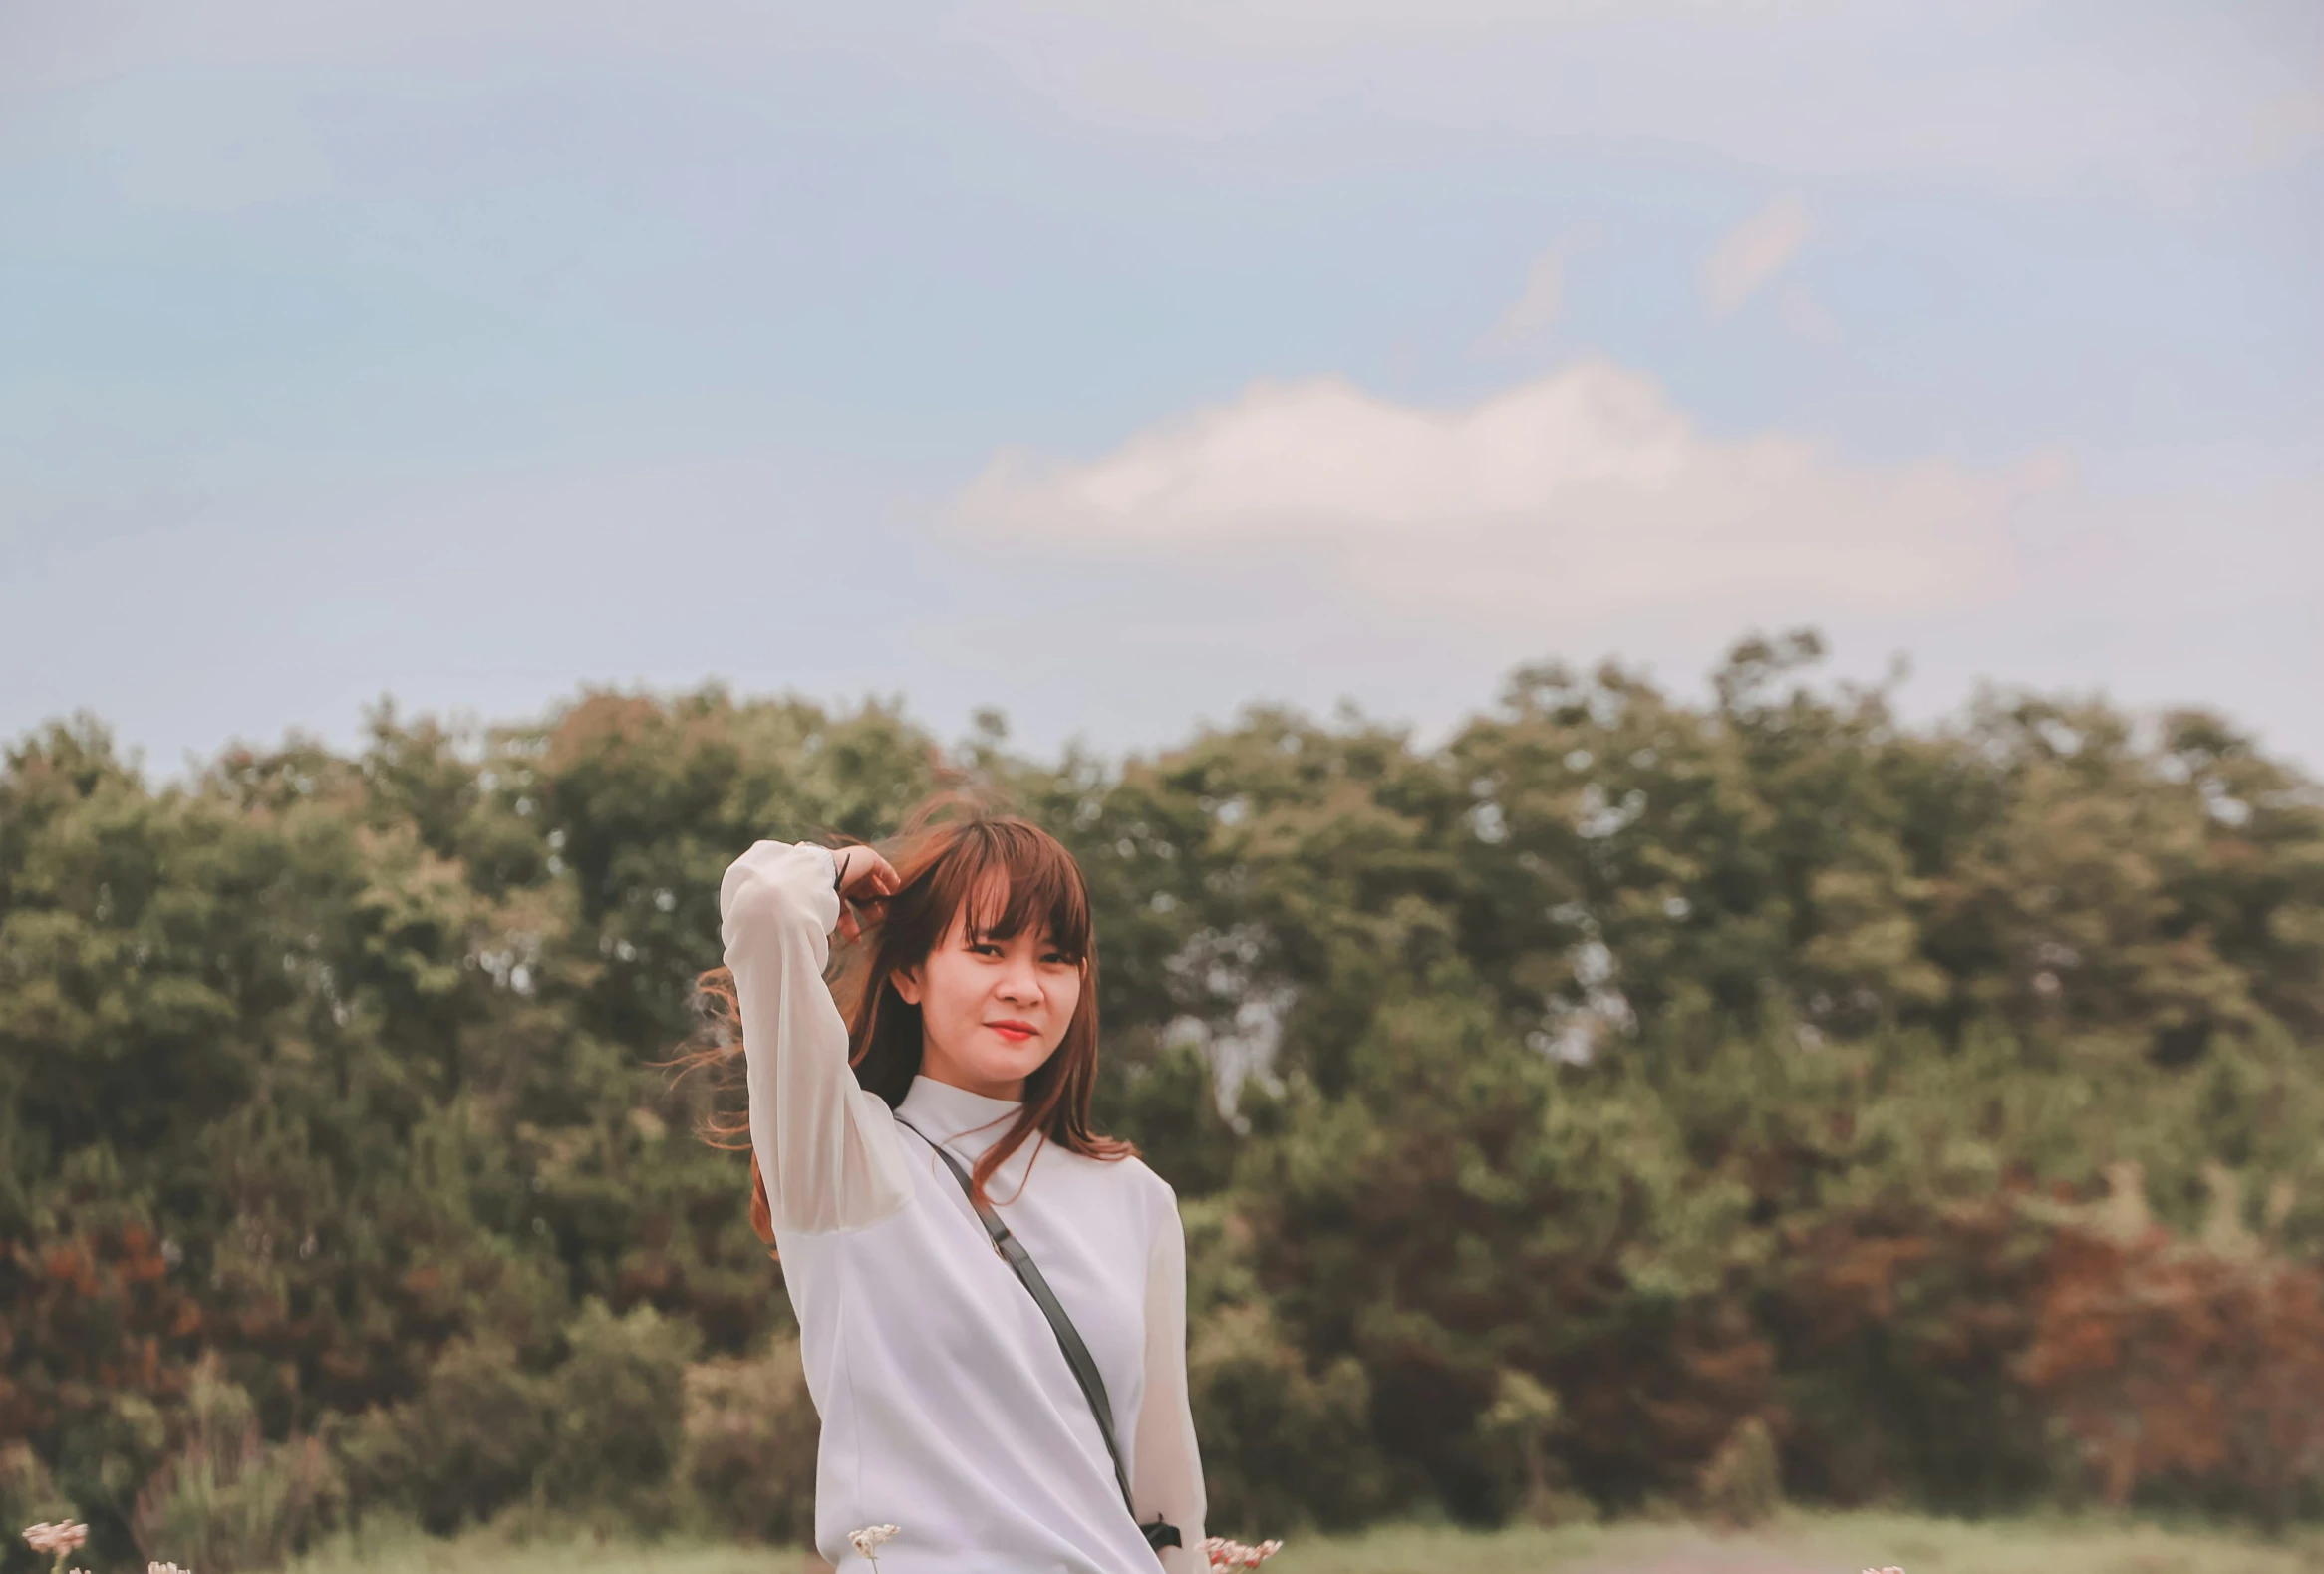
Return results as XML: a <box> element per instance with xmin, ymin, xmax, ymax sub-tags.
<box><xmin>895</xmin><ymin>1074</ymin><xmax>1025</xmax><ymax>1154</ymax></box>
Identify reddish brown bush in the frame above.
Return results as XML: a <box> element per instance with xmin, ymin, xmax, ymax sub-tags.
<box><xmin>2022</xmin><ymin>1223</ymin><xmax>2324</xmax><ymax>1518</ymax></box>
<box><xmin>1</xmin><ymin>1221</ymin><xmax>204</xmax><ymax>1446</ymax></box>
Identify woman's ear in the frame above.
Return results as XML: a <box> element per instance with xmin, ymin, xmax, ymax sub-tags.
<box><xmin>891</xmin><ymin>964</ymin><xmax>923</xmax><ymax>1006</ymax></box>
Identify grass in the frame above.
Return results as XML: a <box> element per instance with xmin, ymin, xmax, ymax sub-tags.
<box><xmin>1262</xmin><ymin>1511</ymin><xmax>2324</xmax><ymax>1573</ymax></box>
<box><xmin>284</xmin><ymin>1511</ymin><xmax>2324</xmax><ymax>1574</ymax></box>
<box><xmin>288</xmin><ymin>1526</ymin><xmax>795</xmax><ymax>1574</ymax></box>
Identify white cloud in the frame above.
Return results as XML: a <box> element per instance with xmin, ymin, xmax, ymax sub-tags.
<box><xmin>959</xmin><ymin>361</ymin><xmax>2047</xmax><ymax>629</ymax></box>
<box><xmin>1484</xmin><ymin>229</ymin><xmax>1598</xmax><ymax>347</ymax></box>
<box><xmin>1704</xmin><ymin>194</ymin><xmax>1810</xmax><ymax>315</ymax></box>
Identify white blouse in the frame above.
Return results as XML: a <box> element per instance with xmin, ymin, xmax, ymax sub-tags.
<box><xmin>720</xmin><ymin>839</ymin><xmax>1209</xmax><ymax>1574</ymax></box>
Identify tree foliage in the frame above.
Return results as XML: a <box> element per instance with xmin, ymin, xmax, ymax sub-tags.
<box><xmin>5</xmin><ymin>638</ymin><xmax>2323</xmax><ymax>1562</ymax></box>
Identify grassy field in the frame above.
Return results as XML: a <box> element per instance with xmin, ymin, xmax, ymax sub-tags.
<box><xmin>287</xmin><ymin>1511</ymin><xmax>2324</xmax><ymax>1574</ymax></box>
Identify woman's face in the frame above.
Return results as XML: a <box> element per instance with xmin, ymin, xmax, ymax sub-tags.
<box><xmin>892</xmin><ymin>882</ymin><xmax>1083</xmax><ymax>1102</ymax></box>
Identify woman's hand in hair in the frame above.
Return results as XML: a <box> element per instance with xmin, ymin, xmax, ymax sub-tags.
<box><xmin>828</xmin><ymin>844</ymin><xmax>901</xmax><ymax>941</ymax></box>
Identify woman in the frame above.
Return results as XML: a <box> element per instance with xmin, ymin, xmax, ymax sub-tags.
<box><xmin>702</xmin><ymin>796</ymin><xmax>1207</xmax><ymax>1573</ymax></box>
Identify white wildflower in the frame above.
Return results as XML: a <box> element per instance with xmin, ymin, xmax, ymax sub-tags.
<box><xmin>847</xmin><ymin>1523</ymin><xmax>902</xmax><ymax>1569</ymax></box>
<box><xmin>1202</xmin><ymin>1536</ymin><xmax>1285</xmax><ymax>1569</ymax></box>
<box><xmin>24</xmin><ymin>1522</ymin><xmax>91</xmax><ymax>1574</ymax></box>
<box><xmin>22</xmin><ymin>1525</ymin><xmax>90</xmax><ymax>1557</ymax></box>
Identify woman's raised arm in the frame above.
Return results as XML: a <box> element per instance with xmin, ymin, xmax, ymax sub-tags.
<box><xmin>719</xmin><ymin>839</ymin><xmax>913</xmax><ymax>1235</ymax></box>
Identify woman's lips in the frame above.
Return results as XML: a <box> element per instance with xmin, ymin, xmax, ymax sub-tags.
<box><xmin>988</xmin><ymin>1022</ymin><xmax>1036</xmax><ymax>1043</ymax></box>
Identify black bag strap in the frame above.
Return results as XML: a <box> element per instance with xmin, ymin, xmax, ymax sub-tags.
<box><xmin>894</xmin><ymin>1115</ymin><xmax>1182</xmax><ymax>1554</ymax></box>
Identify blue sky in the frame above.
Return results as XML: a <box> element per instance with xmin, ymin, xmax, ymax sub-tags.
<box><xmin>4</xmin><ymin>1</ymin><xmax>2319</xmax><ymax>773</ymax></box>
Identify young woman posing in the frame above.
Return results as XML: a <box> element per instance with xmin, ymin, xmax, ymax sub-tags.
<box><xmin>701</xmin><ymin>798</ymin><xmax>1207</xmax><ymax>1573</ymax></box>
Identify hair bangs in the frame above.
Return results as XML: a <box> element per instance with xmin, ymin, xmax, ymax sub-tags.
<box><xmin>940</xmin><ymin>819</ymin><xmax>1092</xmax><ymax>962</ymax></box>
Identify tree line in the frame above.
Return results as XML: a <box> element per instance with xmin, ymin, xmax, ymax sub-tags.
<box><xmin>5</xmin><ymin>632</ymin><xmax>2323</xmax><ymax>1569</ymax></box>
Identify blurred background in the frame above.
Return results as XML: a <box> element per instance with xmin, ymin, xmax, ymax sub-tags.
<box><xmin>4</xmin><ymin>4</ymin><xmax>2322</xmax><ymax>1572</ymax></box>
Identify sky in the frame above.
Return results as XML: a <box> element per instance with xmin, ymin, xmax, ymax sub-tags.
<box><xmin>3</xmin><ymin>0</ymin><xmax>2320</xmax><ymax>776</ymax></box>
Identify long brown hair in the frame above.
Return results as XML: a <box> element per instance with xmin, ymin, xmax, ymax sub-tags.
<box><xmin>680</xmin><ymin>792</ymin><xmax>1134</xmax><ymax>1246</ymax></box>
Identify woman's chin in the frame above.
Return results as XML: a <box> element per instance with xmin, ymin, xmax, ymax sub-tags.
<box><xmin>972</xmin><ymin>1042</ymin><xmax>1053</xmax><ymax>1085</ymax></box>
<box><xmin>992</xmin><ymin>1053</ymin><xmax>1047</xmax><ymax>1082</ymax></box>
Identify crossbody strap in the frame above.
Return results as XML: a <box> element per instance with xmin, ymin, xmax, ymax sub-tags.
<box><xmin>894</xmin><ymin>1115</ymin><xmax>1182</xmax><ymax>1554</ymax></box>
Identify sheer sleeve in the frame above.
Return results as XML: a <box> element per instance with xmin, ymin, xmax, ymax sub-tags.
<box><xmin>719</xmin><ymin>839</ymin><xmax>913</xmax><ymax>1235</ymax></box>
<box><xmin>1131</xmin><ymin>1190</ymin><xmax>1207</xmax><ymax>1572</ymax></box>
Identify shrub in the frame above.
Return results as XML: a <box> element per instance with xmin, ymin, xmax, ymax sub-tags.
<box><xmin>333</xmin><ymin>1338</ymin><xmax>553</xmax><ymax>1534</ymax></box>
<box><xmin>1479</xmin><ymin>1368</ymin><xmax>1590</xmax><ymax>1526</ymax></box>
<box><xmin>2023</xmin><ymin>1219</ymin><xmax>2324</xmax><ymax>1523</ymax></box>
<box><xmin>1697</xmin><ymin>1417</ymin><xmax>1783</xmax><ymax>1527</ymax></box>
<box><xmin>679</xmin><ymin>1334</ymin><xmax>819</xmax><ymax>1544</ymax></box>
<box><xmin>536</xmin><ymin>1302</ymin><xmax>699</xmax><ymax>1530</ymax></box>
<box><xmin>1768</xmin><ymin>1192</ymin><xmax>2054</xmax><ymax>1511</ymax></box>
<box><xmin>1188</xmin><ymin>1302</ymin><xmax>1388</xmax><ymax>1538</ymax></box>
<box><xmin>129</xmin><ymin>1360</ymin><xmax>341</xmax><ymax>1573</ymax></box>
<box><xmin>0</xmin><ymin>1442</ymin><xmax>76</xmax><ymax>1574</ymax></box>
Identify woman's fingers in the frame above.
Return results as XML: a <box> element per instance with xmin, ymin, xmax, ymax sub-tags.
<box><xmin>848</xmin><ymin>851</ymin><xmax>899</xmax><ymax>895</ymax></box>
<box><xmin>827</xmin><ymin>846</ymin><xmax>898</xmax><ymax>942</ymax></box>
